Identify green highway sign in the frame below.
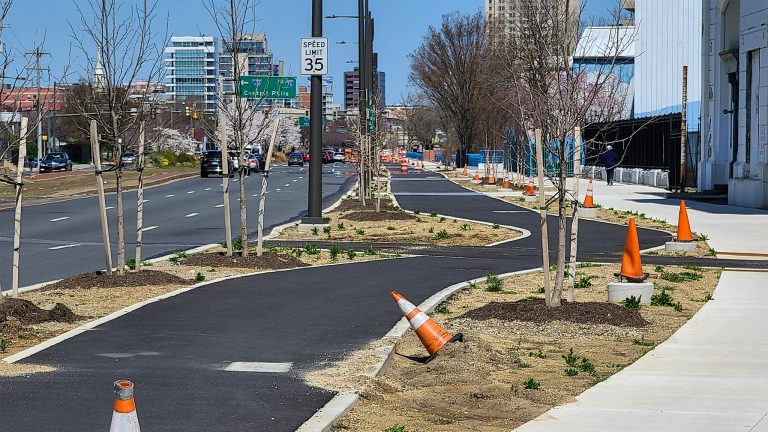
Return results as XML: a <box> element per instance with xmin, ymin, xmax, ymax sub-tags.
<box><xmin>299</xmin><ymin>116</ymin><xmax>325</xmax><ymax>127</ymax></box>
<box><xmin>238</xmin><ymin>76</ymin><xmax>297</xmax><ymax>99</ymax></box>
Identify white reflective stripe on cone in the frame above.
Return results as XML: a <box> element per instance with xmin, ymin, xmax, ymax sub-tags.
<box><xmin>110</xmin><ymin>411</ymin><xmax>141</xmax><ymax>432</ymax></box>
<box><xmin>409</xmin><ymin>311</ymin><xmax>430</xmax><ymax>330</ymax></box>
<box><xmin>397</xmin><ymin>299</ymin><xmax>416</xmax><ymax>315</ymax></box>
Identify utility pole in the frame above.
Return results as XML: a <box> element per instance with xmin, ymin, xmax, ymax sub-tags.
<box><xmin>302</xmin><ymin>0</ymin><xmax>326</xmax><ymax>225</ymax></box>
<box><xmin>680</xmin><ymin>65</ymin><xmax>688</xmax><ymax>192</ymax></box>
<box><xmin>26</xmin><ymin>47</ymin><xmax>50</xmax><ymax>173</ymax></box>
<box><xmin>358</xmin><ymin>0</ymin><xmax>367</xmax><ymax>203</ymax></box>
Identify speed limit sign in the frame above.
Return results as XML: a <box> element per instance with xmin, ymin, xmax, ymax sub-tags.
<box><xmin>300</xmin><ymin>37</ymin><xmax>328</xmax><ymax>76</ymax></box>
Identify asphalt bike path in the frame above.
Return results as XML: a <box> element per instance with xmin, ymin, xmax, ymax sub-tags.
<box><xmin>0</xmin><ymin>164</ymin><xmax>355</xmax><ymax>289</ymax></box>
<box><xmin>0</xmin><ymin>167</ymin><xmax>670</xmax><ymax>431</ymax></box>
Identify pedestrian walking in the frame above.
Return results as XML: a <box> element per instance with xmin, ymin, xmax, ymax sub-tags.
<box><xmin>603</xmin><ymin>145</ymin><xmax>619</xmax><ymax>186</ymax></box>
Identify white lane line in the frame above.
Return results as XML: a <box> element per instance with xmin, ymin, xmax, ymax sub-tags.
<box><xmin>141</xmin><ymin>226</ymin><xmax>159</xmax><ymax>232</ymax></box>
<box><xmin>293</xmin><ymin>179</ymin><xmax>298</xmax><ymax>182</ymax></box>
<box><xmin>222</xmin><ymin>362</ymin><xmax>292</xmax><ymax>373</ymax></box>
<box><xmin>492</xmin><ymin>210</ymin><xmax>528</xmax><ymax>213</ymax></box>
<box><xmin>284</xmin><ymin>184</ymin><xmax>290</xmax><ymax>187</ymax></box>
<box><xmin>49</xmin><ymin>217</ymin><xmax>70</xmax><ymax>222</ymax></box>
<box><xmin>105</xmin><ymin>206</ymin><xmax>114</xmax><ymax>210</ymax></box>
<box><xmin>233</xmin><ymin>179</ymin><xmax>239</xmax><ymax>182</ymax></box>
<box><xmin>140</xmin><ymin>199</ymin><xmax>150</xmax><ymax>204</ymax></box>
<box><xmin>165</xmin><ymin>194</ymin><xmax>175</xmax><ymax>198</ymax></box>
<box><xmin>49</xmin><ymin>243</ymin><xmax>81</xmax><ymax>250</ymax></box>
<box><xmin>276</xmin><ymin>188</ymin><xmax>281</xmax><ymax>191</ymax></box>
<box><xmin>215</xmin><ymin>204</ymin><xmax>224</xmax><ymax>208</ymax></box>
<box><xmin>205</xmin><ymin>188</ymin><xmax>212</xmax><ymax>191</ymax></box>
<box><xmin>299</xmin><ymin>176</ymin><xmax>304</xmax><ymax>179</ymax></box>
<box><xmin>185</xmin><ymin>213</ymin><xmax>199</xmax><ymax>218</ymax></box>
<box><xmin>187</xmin><ymin>191</ymin><xmax>195</xmax><ymax>194</ymax></box>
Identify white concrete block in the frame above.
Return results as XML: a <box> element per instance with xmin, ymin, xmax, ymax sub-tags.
<box><xmin>469</xmin><ymin>179</ymin><xmax>482</xmax><ymax>185</ymax></box>
<box><xmin>608</xmin><ymin>282</ymin><xmax>654</xmax><ymax>304</ymax></box>
<box><xmin>298</xmin><ymin>223</ymin><xmax>330</xmax><ymax>233</ymax></box>
<box><xmin>524</xmin><ymin>195</ymin><xmax>538</xmax><ymax>202</ymax></box>
<box><xmin>580</xmin><ymin>207</ymin><xmax>598</xmax><ymax>218</ymax></box>
<box><xmin>665</xmin><ymin>241</ymin><xmax>698</xmax><ymax>252</ymax></box>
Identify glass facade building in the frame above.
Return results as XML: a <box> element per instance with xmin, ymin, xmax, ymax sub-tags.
<box><xmin>164</xmin><ymin>36</ymin><xmax>219</xmax><ymax>113</ymax></box>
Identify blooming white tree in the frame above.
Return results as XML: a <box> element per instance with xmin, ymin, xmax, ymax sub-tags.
<box><xmin>276</xmin><ymin>117</ymin><xmax>301</xmax><ymax>151</ymax></box>
<box><xmin>152</xmin><ymin>128</ymin><xmax>200</xmax><ymax>154</ymax></box>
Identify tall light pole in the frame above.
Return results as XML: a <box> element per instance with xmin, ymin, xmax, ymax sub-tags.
<box><xmin>302</xmin><ymin>0</ymin><xmax>326</xmax><ymax>225</ymax></box>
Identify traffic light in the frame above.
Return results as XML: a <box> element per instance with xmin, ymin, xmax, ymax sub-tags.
<box><xmin>263</xmin><ymin>108</ymin><xmax>270</xmax><ymax>116</ymax></box>
<box><xmin>304</xmin><ymin>109</ymin><xmax>309</xmax><ymax>116</ymax></box>
<box><xmin>332</xmin><ymin>109</ymin><xmax>337</xmax><ymax>121</ymax></box>
<box><xmin>185</xmin><ymin>106</ymin><xmax>191</xmax><ymax>117</ymax></box>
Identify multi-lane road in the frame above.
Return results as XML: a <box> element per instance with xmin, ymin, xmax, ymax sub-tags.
<box><xmin>0</xmin><ymin>163</ymin><xmax>356</xmax><ymax>289</ymax></box>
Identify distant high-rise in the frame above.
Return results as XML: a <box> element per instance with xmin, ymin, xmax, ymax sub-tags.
<box><xmin>485</xmin><ymin>0</ymin><xmax>525</xmax><ymax>37</ymax></box>
<box><xmin>344</xmin><ymin>68</ymin><xmax>360</xmax><ymax>111</ymax></box>
<box><xmin>376</xmin><ymin>71</ymin><xmax>386</xmax><ymax>107</ymax></box>
<box><xmin>164</xmin><ymin>36</ymin><xmax>219</xmax><ymax>113</ymax></box>
<box><xmin>219</xmin><ymin>33</ymin><xmax>282</xmax><ymax>108</ymax></box>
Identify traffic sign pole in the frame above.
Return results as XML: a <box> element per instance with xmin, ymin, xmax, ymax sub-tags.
<box><xmin>302</xmin><ymin>0</ymin><xmax>326</xmax><ymax>225</ymax></box>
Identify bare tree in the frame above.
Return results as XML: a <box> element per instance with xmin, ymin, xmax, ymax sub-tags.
<box><xmin>410</xmin><ymin>13</ymin><xmax>488</xmax><ymax>166</ymax></box>
<box><xmin>491</xmin><ymin>0</ymin><xmax>634</xmax><ymax>306</ymax></box>
<box><xmin>69</xmin><ymin>0</ymin><xmax>166</xmax><ymax>275</ymax></box>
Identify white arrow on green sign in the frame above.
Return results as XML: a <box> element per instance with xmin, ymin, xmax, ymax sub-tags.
<box><xmin>238</xmin><ymin>76</ymin><xmax>297</xmax><ymax>99</ymax></box>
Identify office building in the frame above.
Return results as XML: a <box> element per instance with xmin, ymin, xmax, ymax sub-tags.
<box><xmin>219</xmin><ymin>33</ymin><xmax>282</xmax><ymax>108</ymax></box>
<box><xmin>164</xmin><ymin>36</ymin><xmax>219</xmax><ymax>113</ymax></box>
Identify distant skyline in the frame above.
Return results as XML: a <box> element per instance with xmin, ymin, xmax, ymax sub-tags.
<box><xmin>4</xmin><ymin>0</ymin><xmax>620</xmax><ymax>107</ymax></box>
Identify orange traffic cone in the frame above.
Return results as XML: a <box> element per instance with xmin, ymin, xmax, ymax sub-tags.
<box><xmin>583</xmin><ymin>179</ymin><xmax>595</xmax><ymax>208</ymax></box>
<box><xmin>391</xmin><ymin>291</ymin><xmax>463</xmax><ymax>360</ymax></box>
<box><xmin>462</xmin><ymin>164</ymin><xmax>468</xmax><ymax>176</ymax></box>
<box><xmin>676</xmin><ymin>200</ymin><xmax>694</xmax><ymax>242</ymax></box>
<box><xmin>618</xmin><ymin>218</ymin><xmax>648</xmax><ymax>282</ymax></box>
<box><xmin>400</xmin><ymin>161</ymin><xmax>408</xmax><ymax>174</ymax></box>
<box><xmin>523</xmin><ymin>176</ymin><xmax>535</xmax><ymax>196</ymax></box>
<box><xmin>502</xmin><ymin>176</ymin><xmax>510</xmax><ymax>188</ymax></box>
<box><xmin>487</xmin><ymin>172</ymin><xmax>496</xmax><ymax>185</ymax></box>
<box><xmin>473</xmin><ymin>169</ymin><xmax>480</xmax><ymax>181</ymax></box>
<box><xmin>110</xmin><ymin>380</ymin><xmax>141</xmax><ymax>432</ymax></box>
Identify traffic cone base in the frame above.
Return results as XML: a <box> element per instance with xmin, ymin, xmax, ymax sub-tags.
<box><xmin>391</xmin><ymin>291</ymin><xmax>463</xmax><ymax>362</ymax></box>
<box><xmin>523</xmin><ymin>176</ymin><xmax>535</xmax><ymax>196</ymax></box>
<box><xmin>676</xmin><ymin>200</ymin><xmax>694</xmax><ymax>242</ymax></box>
<box><xmin>462</xmin><ymin>164</ymin><xmax>468</xmax><ymax>176</ymax></box>
<box><xmin>473</xmin><ymin>169</ymin><xmax>480</xmax><ymax>181</ymax></box>
<box><xmin>616</xmin><ymin>218</ymin><xmax>649</xmax><ymax>282</ymax></box>
<box><xmin>583</xmin><ymin>179</ymin><xmax>595</xmax><ymax>208</ymax></box>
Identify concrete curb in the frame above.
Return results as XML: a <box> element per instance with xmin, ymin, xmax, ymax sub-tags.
<box><xmin>294</xmin><ymin>267</ymin><xmax>543</xmax><ymax>431</ymax></box>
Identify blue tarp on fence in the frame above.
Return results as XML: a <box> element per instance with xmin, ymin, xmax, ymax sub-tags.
<box><xmin>405</xmin><ymin>151</ymin><xmax>422</xmax><ymax>160</ymax></box>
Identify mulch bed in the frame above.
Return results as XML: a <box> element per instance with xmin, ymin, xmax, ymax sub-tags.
<box><xmin>341</xmin><ymin>210</ymin><xmax>417</xmax><ymax>222</ymax></box>
<box><xmin>181</xmin><ymin>251</ymin><xmax>308</xmax><ymax>270</ymax></box>
<box><xmin>459</xmin><ymin>299</ymin><xmax>649</xmax><ymax>328</ymax></box>
<box><xmin>0</xmin><ymin>298</ymin><xmax>79</xmax><ymax>325</ymax></box>
<box><xmin>42</xmin><ymin>270</ymin><xmax>191</xmax><ymax>291</ymax></box>
<box><xmin>336</xmin><ymin>198</ymin><xmax>399</xmax><ymax>213</ymax></box>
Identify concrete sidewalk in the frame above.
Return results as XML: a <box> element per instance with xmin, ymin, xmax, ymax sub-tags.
<box><xmin>516</xmin><ymin>270</ymin><xmax>768</xmax><ymax>432</ymax></box>
<box><xmin>570</xmin><ymin>178</ymin><xmax>768</xmax><ymax>257</ymax></box>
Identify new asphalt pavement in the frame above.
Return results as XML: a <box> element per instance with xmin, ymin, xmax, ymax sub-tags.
<box><xmin>0</xmin><ymin>167</ymin><xmax>674</xmax><ymax>431</ymax></box>
<box><xmin>0</xmin><ymin>163</ymin><xmax>356</xmax><ymax>289</ymax></box>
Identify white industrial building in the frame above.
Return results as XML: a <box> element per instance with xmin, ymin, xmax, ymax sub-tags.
<box><xmin>700</xmin><ymin>0</ymin><xmax>768</xmax><ymax>209</ymax></box>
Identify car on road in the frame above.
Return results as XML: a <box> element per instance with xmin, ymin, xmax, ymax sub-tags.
<box><xmin>247</xmin><ymin>153</ymin><xmax>265</xmax><ymax>173</ymax></box>
<box><xmin>334</xmin><ymin>152</ymin><xmax>345</xmax><ymax>163</ymax></box>
<box><xmin>39</xmin><ymin>152</ymin><xmax>73</xmax><ymax>172</ymax></box>
<box><xmin>288</xmin><ymin>152</ymin><xmax>305</xmax><ymax>166</ymax></box>
<box><xmin>200</xmin><ymin>150</ymin><xmax>235</xmax><ymax>178</ymax></box>
<box><xmin>322</xmin><ymin>150</ymin><xmax>335</xmax><ymax>164</ymax></box>
<box><xmin>121</xmin><ymin>151</ymin><xmax>137</xmax><ymax>166</ymax></box>
<box><xmin>303</xmin><ymin>152</ymin><xmax>310</xmax><ymax>163</ymax></box>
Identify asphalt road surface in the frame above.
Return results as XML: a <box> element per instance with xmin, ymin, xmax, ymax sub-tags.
<box><xmin>0</xmin><ymin>167</ymin><xmax>672</xmax><ymax>431</ymax></box>
<box><xmin>0</xmin><ymin>163</ymin><xmax>356</xmax><ymax>289</ymax></box>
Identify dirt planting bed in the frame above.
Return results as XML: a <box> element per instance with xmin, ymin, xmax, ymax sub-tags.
<box><xmin>0</xmin><ymin>299</ymin><xmax>79</xmax><ymax>325</ymax></box>
<box><xmin>42</xmin><ymin>270</ymin><xmax>191</xmax><ymax>291</ymax></box>
<box><xmin>321</xmin><ymin>263</ymin><xmax>720</xmax><ymax>431</ymax></box>
<box><xmin>182</xmin><ymin>250</ymin><xmax>309</xmax><ymax>269</ymax></box>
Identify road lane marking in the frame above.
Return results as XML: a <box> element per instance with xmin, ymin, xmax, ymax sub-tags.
<box><xmin>284</xmin><ymin>184</ymin><xmax>290</xmax><ymax>187</ymax></box>
<box><xmin>492</xmin><ymin>210</ymin><xmax>528</xmax><ymax>213</ymax></box>
<box><xmin>105</xmin><ymin>206</ymin><xmax>114</xmax><ymax>210</ymax></box>
<box><xmin>49</xmin><ymin>217</ymin><xmax>70</xmax><ymax>222</ymax></box>
<box><xmin>293</xmin><ymin>179</ymin><xmax>298</xmax><ymax>182</ymax></box>
<box><xmin>49</xmin><ymin>243</ymin><xmax>81</xmax><ymax>250</ymax></box>
<box><xmin>187</xmin><ymin>191</ymin><xmax>195</xmax><ymax>194</ymax></box>
<box><xmin>215</xmin><ymin>204</ymin><xmax>224</xmax><ymax>208</ymax></box>
<box><xmin>165</xmin><ymin>194</ymin><xmax>175</xmax><ymax>198</ymax></box>
<box><xmin>185</xmin><ymin>213</ymin><xmax>199</xmax><ymax>218</ymax></box>
<box><xmin>205</xmin><ymin>188</ymin><xmax>212</xmax><ymax>191</ymax></box>
<box><xmin>222</xmin><ymin>362</ymin><xmax>292</xmax><ymax>373</ymax></box>
<box><xmin>276</xmin><ymin>188</ymin><xmax>281</xmax><ymax>191</ymax></box>
<box><xmin>142</xmin><ymin>226</ymin><xmax>159</xmax><ymax>232</ymax></box>
<box><xmin>140</xmin><ymin>199</ymin><xmax>150</xmax><ymax>204</ymax></box>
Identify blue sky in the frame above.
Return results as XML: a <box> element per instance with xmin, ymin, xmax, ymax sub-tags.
<box><xmin>4</xmin><ymin>0</ymin><xmax>618</xmax><ymax>106</ymax></box>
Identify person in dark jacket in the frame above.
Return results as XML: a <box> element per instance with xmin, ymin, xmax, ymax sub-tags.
<box><xmin>602</xmin><ymin>145</ymin><xmax>619</xmax><ymax>186</ymax></box>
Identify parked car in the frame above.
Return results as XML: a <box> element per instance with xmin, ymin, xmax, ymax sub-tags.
<box><xmin>333</xmin><ymin>152</ymin><xmax>345</xmax><ymax>163</ymax></box>
<box><xmin>288</xmin><ymin>152</ymin><xmax>305</xmax><ymax>166</ymax></box>
<box><xmin>247</xmin><ymin>153</ymin><xmax>265</xmax><ymax>173</ymax></box>
<box><xmin>121</xmin><ymin>151</ymin><xmax>137</xmax><ymax>166</ymax></box>
<box><xmin>321</xmin><ymin>150</ymin><xmax>335</xmax><ymax>164</ymax></box>
<box><xmin>227</xmin><ymin>151</ymin><xmax>241</xmax><ymax>171</ymax></box>
<box><xmin>39</xmin><ymin>152</ymin><xmax>73</xmax><ymax>172</ymax></box>
<box><xmin>303</xmin><ymin>152</ymin><xmax>310</xmax><ymax>163</ymax></box>
<box><xmin>200</xmin><ymin>150</ymin><xmax>235</xmax><ymax>178</ymax></box>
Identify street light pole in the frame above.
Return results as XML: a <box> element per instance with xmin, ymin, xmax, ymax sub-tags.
<box><xmin>303</xmin><ymin>0</ymin><xmax>325</xmax><ymax>224</ymax></box>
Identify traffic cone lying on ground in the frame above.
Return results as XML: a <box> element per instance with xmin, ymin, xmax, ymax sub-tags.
<box><xmin>617</xmin><ymin>218</ymin><xmax>648</xmax><ymax>282</ymax></box>
<box><xmin>522</xmin><ymin>176</ymin><xmax>535</xmax><ymax>196</ymax></box>
<box><xmin>676</xmin><ymin>200</ymin><xmax>694</xmax><ymax>242</ymax></box>
<box><xmin>583</xmin><ymin>179</ymin><xmax>595</xmax><ymax>208</ymax></box>
<box><xmin>110</xmin><ymin>380</ymin><xmax>141</xmax><ymax>432</ymax></box>
<box><xmin>462</xmin><ymin>164</ymin><xmax>468</xmax><ymax>176</ymax></box>
<box><xmin>473</xmin><ymin>169</ymin><xmax>480</xmax><ymax>181</ymax></box>
<box><xmin>391</xmin><ymin>291</ymin><xmax>463</xmax><ymax>361</ymax></box>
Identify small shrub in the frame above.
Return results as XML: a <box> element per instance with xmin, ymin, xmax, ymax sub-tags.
<box><xmin>633</xmin><ymin>336</ymin><xmax>655</xmax><ymax>347</ymax></box>
<box><xmin>0</xmin><ymin>338</ymin><xmax>7</xmax><ymax>353</ymax></box>
<box><xmin>169</xmin><ymin>251</ymin><xmax>189</xmax><ymax>264</ymax></box>
<box><xmin>660</xmin><ymin>271</ymin><xmax>703</xmax><ymax>283</ymax></box>
<box><xmin>576</xmin><ymin>262</ymin><xmax>602</xmax><ymax>269</ymax></box>
<box><xmin>337</xmin><ymin>223</ymin><xmax>345</xmax><ymax>230</ymax></box>
<box><xmin>706</xmin><ymin>248</ymin><xmax>717</xmax><ymax>257</ymax></box>
<box><xmin>654</xmin><ymin>265</ymin><xmax>665</xmax><ymax>273</ymax></box>
<box><xmin>126</xmin><ymin>258</ymin><xmax>136</xmax><ymax>270</ymax></box>
<box><xmin>430</xmin><ymin>212</ymin><xmax>437</xmax><ymax>217</ymax></box>
<box><xmin>523</xmin><ymin>378</ymin><xmax>540</xmax><ymax>390</ymax></box>
<box><xmin>195</xmin><ymin>272</ymin><xmax>206</xmax><ymax>282</ymax></box>
<box><xmin>304</xmin><ymin>244</ymin><xmax>319</xmax><ymax>255</ymax></box>
<box><xmin>531</xmin><ymin>287</ymin><xmax>545</xmax><ymax>294</ymax></box>
<box><xmin>578</xmin><ymin>358</ymin><xmax>596</xmax><ymax>374</ymax></box>
<box><xmin>682</xmin><ymin>264</ymin><xmax>703</xmax><ymax>272</ymax></box>
<box><xmin>292</xmin><ymin>248</ymin><xmax>304</xmax><ymax>258</ymax></box>
<box><xmin>619</xmin><ymin>295</ymin><xmax>642</xmax><ymax>309</ymax></box>
<box><xmin>492</xmin><ymin>223</ymin><xmax>500</xmax><ymax>229</ymax></box>
<box><xmin>141</xmin><ymin>260</ymin><xmax>153</xmax><ymax>267</ymax></box>
<box><xmin>486</xmin><ymin>274</ymin><xmax>503</xmax><ymax>292</ymax></box>
<box><xmin>387</xmin><ymin>226</ymin><xmax>396</xmax><ymax>231</ymax></box>
<box><xmin>346</xmin><ymin>249</ymin><xmax>356</xmax><ymax>260</ymax></box>
<box><xmin>673</xmin><ymin>302</ymin><xmax>683</xmax><ymax>312</ymax></box>
<box><xmin>428</xmin><ymin>227</ymin><xmax>434</xmax><ymax>233</ymax></box>
<box><xmin>562</xmin><ymin>348</ymin><xmax>579</xmax><ymax>367</ymax></box>
<box><xmin>355</xmin><ymin>228</ymin><xmax>365</xmax><ymax>235</ymax></box>
<box><xmin>364</xmin><ymin>245</ymin><xmax>376</xmax><ymax>256</ymax></box>
<box><xmin>697</xmin><ymin>233</ymin><xmax>709</xmax><ymax>241</ymax></box>
<box><xmin>414</xmin><ymin>209</ymin><xmax>421</xmax><ymax>215</ymax></box>
<box><xmin>468</xmin><ymin>281</ymin><xmax>478</xmax><ymax>289</ymax></box>
<box><xmin>323</xmin><ymin>226</ymin><xmax>332</xmax><ymax>238</ymax></box>
<box><xmin>516</xmin><ymin>360</ymin><xmax>531</xmax><ymax>368</ymax></box>
<box><xmin>439</xmin><ymin>217</ymin><xmax>446</xmax><ymax>223</ymax></box>
<box><xmin>311</xmin><ymin>227</ymin><xmax>319</xmax><ymax>236</ymax></box>
<box><xmin>564</xmin><ymin>368</ymin><xmax>578</xmax><ymax>376</ymax></box>
<box><xmin>434</xmin><ymin>304</ymin><xmax>450</xmax><ymax>314</ymax></box>
<box><xmin>330</xmin><ymin>245</ymin><xmax>342</xmax><ymax>261</ymax></box>
<box><xmin>574</xmin><ymin>275</ymin><xmax>598</xmax><ymax>289</ymax></box>
<box><xmin>383</xmin><ymin>426</ymin><xmax>406</xmax><ymax>432</ymax></box>
<box><xmin>529</xmin><ymin>349</ymin><xmax>546</xmax><ymax>359</ymax></box>
<box><xmin>704</xmin><ymin>293</ymin><xmax>713</xmax><ymax>302</ymax></box>
<box><xmin>434</xmin><ymin>229</ymin><xmax>450</xmax><ymax>240</ymax></box>
<box><xmin>232</xmin><ymin>238</ymin><xmax>243</xmax><ymax>251</ymax></box>
<box><xmin>460</xmin><ymin>223</ymin><xmax>471</xmax><ymax>231</ymax></box>
<box><xmin>651</xmin><ymin>288</ymin><xmax>674</xmax><ymax>307</ymax></box>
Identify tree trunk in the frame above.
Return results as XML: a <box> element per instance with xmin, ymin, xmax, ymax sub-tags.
<box><xmin>239</xmin><ymin>162</ymin><xmax>248</xmax><ymax>257</ymax></box>
<box><xmin>552</xmin><ymin>135</ymin><xmax>569</xmax><ymax>307</ymax></box>
<box><xmin>135</xmin><ymin>119</ymin><xmax>145</xmax><ymax>270</ymax></box>
<box><xmin>535</xmin><ymin>129</ymin><xmax>552</xmax><ymax>306</ymax></box>
<box><xmin>115</xmin><ymin>165</ymin><xmax>125</xmax><ymax>275</ymax></box>
<box><xmin>567</xmin><ymin>126</ymin><xmax>582</xmax><ymax>302</ymax></box>
<box><xmin>220</xmin><ymin>114</ymin><xmax>233</xmax><ymax>256</ymax></box>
